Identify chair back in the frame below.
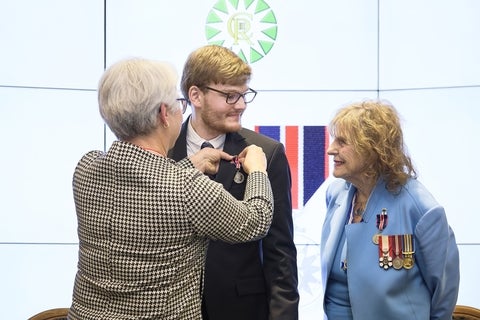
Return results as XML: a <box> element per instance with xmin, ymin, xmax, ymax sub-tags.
<box><xmin>453</xmin><ymin>305</ymin><xmax>480</xmax><ymax>320</ymax></box>
<box><xmin>28</xmin><ymin>308</ymin><xmax>69</xmax><ymax>320</ymax></box>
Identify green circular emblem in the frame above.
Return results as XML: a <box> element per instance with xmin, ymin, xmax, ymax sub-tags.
<box><xmin>205</xmin><ymin>0</ymin><xmax>278</xmax><ymax>63</ymax></box>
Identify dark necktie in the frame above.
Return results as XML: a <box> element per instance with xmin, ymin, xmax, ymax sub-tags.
<box><xmin>200</xmin><ymin>141</ymin><xmax>216</xmax><ymax>179</ymax></box>
<box><xmin>201</xmin><ymin>141</ymin><xmax>214</xmax><ymax>149</ymax></box>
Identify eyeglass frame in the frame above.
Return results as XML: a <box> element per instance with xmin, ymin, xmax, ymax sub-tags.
<box><xmin>202</xmin><ymin>86</ymin><xmax>257</xmax><ymax>104</ymax></box>
<box><xmin>176</xmin><ymin>98</ymin><xmax>188</xmax><ymax>114</ymax></box>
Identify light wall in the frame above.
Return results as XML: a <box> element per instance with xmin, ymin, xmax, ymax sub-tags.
<box><xmin>1</xmin><ymin>1</ymin><xmax>479</xmax><ymax>319</ymax></box>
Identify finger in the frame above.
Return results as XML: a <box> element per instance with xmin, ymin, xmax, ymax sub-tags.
<box><xmin>219</xmin><ymin>150</ymin><xmax>234</xmax><ymax>161</ymax></box>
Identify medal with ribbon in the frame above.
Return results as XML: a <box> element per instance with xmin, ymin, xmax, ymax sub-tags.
<box><xmin>232</xmin><ymin>155</ymin><xmax>245</xmax><ymax>184</ymax></box>
<box><xmin>376</xmin><ymin>233</ymin><xmax>415</xmax><ymax>271</ymax></box>
<box><xmin>378</xmin><ymin>235</ymin><xmax>394</xmax><ymax>269</ymax></box>
<box><xmin>372</xmin><ymin>208</ymin><xmax>388</xmax><ymax>244</ymax></box>
<box><xmin>392</xmin><ymin>235</ymin><xmax>404</xmax><ymax>269</ymax></box>
<box><xmin>402</xmin><ymin>234</ymin><xmax>415</xmax><ymax>269</ymax></box>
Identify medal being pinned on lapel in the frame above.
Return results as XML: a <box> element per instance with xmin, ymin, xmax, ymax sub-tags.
<box><xmin>234</xmin><ymin>171</ymin><xmax>245</xmax><ymax>184</ymax></box>
<box><xmin>232</xmin><ymin>155</ymin><xmax>245</xmax><ymax>184</ymax></box>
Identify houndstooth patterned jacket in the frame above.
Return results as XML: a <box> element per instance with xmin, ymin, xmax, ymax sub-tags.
<box><xmin>68</xmin><ymin>141</ymin><xmax>273</xmax><ymax>320</ymax></box>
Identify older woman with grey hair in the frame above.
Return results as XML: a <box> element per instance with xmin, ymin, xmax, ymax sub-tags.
<box><xmin>68</xmin><ymin>58</ymin><xmax>273</xmax><ymax>320</ymax></box>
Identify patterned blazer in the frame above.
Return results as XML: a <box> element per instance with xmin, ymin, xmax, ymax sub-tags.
<box><xmin>68</xmin><ymin>140</ymin><xmax>273</xmax><ymax>320</ymax></box>
<box><xmin>169</xmin><ymin>120</ymin><xmax>299</xmax><ymax>320</ymax></box>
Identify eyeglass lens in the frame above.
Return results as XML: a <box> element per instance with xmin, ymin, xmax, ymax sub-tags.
<box><xmin>204</xmin><ymin>86</ymin><xmax>256</xmax><ymax>104</ymax></box>
<box><xmin>226</xmin><ymin>91</ymin><xmax>256</xmax><ymax>104</ymax></box>
<box><xmin>176</xmin><ymin>98</ymin><xmax>187</xmax><ymax>114</ymax></box>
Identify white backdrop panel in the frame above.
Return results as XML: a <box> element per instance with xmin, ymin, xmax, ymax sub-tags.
<box><xmin>457</xmin><ymin>245</ymin><xmax>480</xmax><ymax>308</ymax></box>
<box><xmin>0</xmin><ymin>87</ymin><xmax>102</xmax><ymax>243</ymax></box>
<box><xmin>242</xmin><ymin>91</ymin><xmax>379</xmax><ymax>129</ymax></box>
<box><xmin>379</xmin><ymin>0</ymin><xmax>480</xmax><ymax>90</ymax></box>
<box><xmin>0</xmin><ymin>0</ymin><xmax>104</xmax><ymax>89</ymax></box>
<box><xmin>105</xmin><ymin>0</ymin><xmax>379</xmax><ymax>90</ymax></box>
<box><xmin>0</xmin><ymin>244</ymin><xmax>78</xmax><ymax>320</ymax></box>
<box><xmin>380</xmin><ymin>87</ymin><xmax>480</xmax><ymax>244</ymax></box>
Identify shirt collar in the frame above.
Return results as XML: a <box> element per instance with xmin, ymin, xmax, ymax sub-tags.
<box><xmin>186</xmin><ymin>118</ymin><xmax>226</xmax><ymax>156</ymax></box>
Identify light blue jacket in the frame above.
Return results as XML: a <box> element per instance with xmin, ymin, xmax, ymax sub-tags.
<box><xmin>321</xmin><ymin>178</ymin><xmax>459</xmax><ymax>320</ymax></box>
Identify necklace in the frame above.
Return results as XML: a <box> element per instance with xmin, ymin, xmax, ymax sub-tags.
<box><xmin>353</xmin><ymin>195</ymin><xmax>366</xmax><ymax>216</ymax></box>
<box><xmin>350</xmin><ymin>193</ymin><xmax>366</xmax><ymax>223</ymax></box>
<box><xmin>354</xmin><ymin>206</ymin><xmax>364</xmax><ymax>216</ymax></box>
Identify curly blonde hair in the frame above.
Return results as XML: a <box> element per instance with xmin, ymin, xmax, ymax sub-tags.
<box><xmin>329</xmin><ymin>99</ymin><xmax>416</xmax><ymax>192</ymax></box>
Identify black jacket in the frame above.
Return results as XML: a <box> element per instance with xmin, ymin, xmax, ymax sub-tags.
<box><xmin>169</xmin><ymin>120</ymin><xmax>299</xmax><ymax>320</ymax></box>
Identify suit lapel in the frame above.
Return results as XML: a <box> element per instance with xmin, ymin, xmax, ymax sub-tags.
<box><xmin>321</xmin><ymin>185</ymin><xmax>354</xmax><ymax>288</ymax></box>
<box><xmin>168</xmin><ymin>119</ymin><xmax>189</xmax><ymax>161</ymax></box>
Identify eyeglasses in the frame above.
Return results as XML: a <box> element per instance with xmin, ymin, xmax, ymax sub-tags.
<box><xmin>203</xmin><ymin>86</ymin><xmax>257</xmax><ymax>104</ymax></box>
<box><xmin>176</xmin><ymin>98</ymin><xmax>188</xmax><ymax>114</ymax></box>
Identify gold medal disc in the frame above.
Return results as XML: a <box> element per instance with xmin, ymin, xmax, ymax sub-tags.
<box><xmin>403</xmin><ymin>256</ymin><xmax>414</xmax><ymax>269</ymax></box>
<box><xmin>392</xmin><ymin>257</ymin><xmax>403</xmax><ymax>270</ymax></box>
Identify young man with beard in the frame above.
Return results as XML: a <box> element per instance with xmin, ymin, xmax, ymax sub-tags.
<box><xmin>169</xmin><ymin>45</ymin><xmax>299</xmax><ymax>320</ymax></box>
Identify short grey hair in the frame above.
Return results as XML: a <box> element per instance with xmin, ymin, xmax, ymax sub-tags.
<box><xmin>98</xmin><ymin>58</ymin><xmax>179</xmax><ymax>140</ymax></box>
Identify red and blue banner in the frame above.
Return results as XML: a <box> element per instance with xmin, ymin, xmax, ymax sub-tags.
<box><xmin>254</xmin><ymin>125</ymin><xmax>330</xmax><ymax>209</ymax></box>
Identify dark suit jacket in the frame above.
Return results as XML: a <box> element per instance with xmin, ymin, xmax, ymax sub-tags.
<box><xmin>169</xmin><ymin>119</ymin><xmax>299</xmax><ymax>320</ymax></box>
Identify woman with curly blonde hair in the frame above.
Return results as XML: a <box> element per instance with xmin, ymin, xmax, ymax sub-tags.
<box><xmin>321</xmin><ymin>99</ymin><xmax>459</xmax><ymax>320</ymax></box>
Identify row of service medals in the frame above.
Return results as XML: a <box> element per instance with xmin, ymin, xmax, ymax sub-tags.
<box><xmin>373</xmin><ymin>208</ymin><xmax>415</xmax><ymax>270</ymax></box>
